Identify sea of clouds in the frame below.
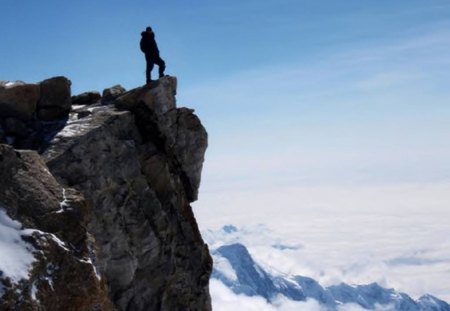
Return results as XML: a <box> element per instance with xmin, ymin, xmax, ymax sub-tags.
<box><xmin>196</xmin><ymin>182</ymin><xmax>450</xmax><ymax>307</ymax></box>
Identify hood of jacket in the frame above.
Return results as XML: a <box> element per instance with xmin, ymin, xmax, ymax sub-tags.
<box><xmin>141</xmin><ymin>31</ymin><xmax>155</xmax><ymax>39</ymax></box>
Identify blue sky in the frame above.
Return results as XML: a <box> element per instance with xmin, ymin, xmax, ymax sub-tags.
<box><xmin>2</xmin><ymin>0</ymin><xmax>450</xmax><ymax>303</ymax></box>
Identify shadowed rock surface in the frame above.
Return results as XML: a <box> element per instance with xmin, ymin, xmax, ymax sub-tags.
<box><xmin>0</xmin><ymin>144</ymin><xmax>112</xmax><ymax>311</ymax></box>
<box><xmin>0</xmin><ymin>76</ymin><xmax>212</xmax><ymax>311</ymax></box>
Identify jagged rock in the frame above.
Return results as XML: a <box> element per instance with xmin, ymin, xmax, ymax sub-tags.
<box><xmin>0</xmin><ymin>77</ymin><xmax>72</xmax><ymax>149</ymax></box>
<box><xmin>44</xmin><ymin>100</ymin><xmax>211</xmax><ymax>310</ymax></box>
<box><xmin>113</xmin><ymin>77</ymin><xmax>177</xmax><ymax>111</ymax></box>
<box><xmin>170</xmin><ymin>107</ymin><xmax>208</xmax><ymax>201</ymax></box>
<box><xmin>0</xmin><ymin>76</ymin><xmax>72</xmax><ymax>122</ymax></box>
<box><xmin>71</xmin><ymin>91</ymin><xmax>101</xmax><ymax>106</ymax></box>
<box><xmin>114</xmin><ymin>77</ymin><xmax>207</xmax><ymax>201</ymax></box>
<box><xmin>0</xmin><ymin>82</ymin><xmax>40</xmax><ymax>120</ymax></box>
<box><xmin>37</xmin><ymin>77</ymin><xmax>72</xmax><ymax>121</ymax></box>
<box><xmin>102</xmin><ymin>84</ymin><xmax>126</xmax><ymax>103</ymax></box>
<box><xmin>0</xmin><ymin>76</ymin><xmax>211</xmax><ymax>311</ymax></box>
<box><xmin>38</xmin><ymin>77</ymin><xmax>72</xmax><ymax>109</ymax></box>
<box><xmin>0</xmin><ymin>144</ymin><xmax>112</xmax><ymax>311</ymax></box>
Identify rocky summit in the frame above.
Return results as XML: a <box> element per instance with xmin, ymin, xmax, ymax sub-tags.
<box><xmin>0</xmin><ymin>76</ymin><xmax>212</xmax><ymax>310</ymax></box>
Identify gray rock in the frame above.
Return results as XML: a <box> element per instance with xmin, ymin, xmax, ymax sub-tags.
<box><xmin>114</xmin><ymin>76</ymin><xmax>207</xmax><ymax>201</ymax></box>
<box><xmin>102</xmin><ymin>84</ymin><xmax>126</xmax><ymax>103</ymax></box>
<box><xmin>72</xmin><ymin>91</ymin><xmax>101</xmax><ymax>106</ymax></box>
<box><xmin>37</xmin><ymin>76</ymin><xmax>72</xmax><ymax>120</ymax></box>
<box><xmin>170</xmin><ymin>107</ymin><xmax>208</xmax><ymax>201</ymax></box>
<box><xmin>0</xmin><ymin>82</ymin><xmax>40</xmax><ymax>120</ymax></box>
<box><xmin>43</xmin><ymin>78</ymin><xmax>211</xmax><ymax>310</ymax></box>
<box><xmin>0</xmin><ymin>144</ymin><xmax>112</xmax><ymax>311</ymax></box>
<box><xmin>0</xmin><ymin>75</ymin><xmax>211</xmax><ymax>311</ymax></box>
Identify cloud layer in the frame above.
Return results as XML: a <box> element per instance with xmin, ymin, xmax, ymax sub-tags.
<box><xmin>198</xmin><ymin>183</ymin><xmax>450</xmax><ymax>302</ymax></box>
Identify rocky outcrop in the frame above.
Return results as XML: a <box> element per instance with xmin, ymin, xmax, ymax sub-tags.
<box><xmin>37</xmin><ymin>77</ymin><xmax>72</xmax><ymax>121</ymax></box>
<box><xmin>0</xmin><ymin>81</ymin><xmax>40</xmax><ymax>121</ymax></box>
<box><xmin>71</xmin><ymin>91</ymin><xmax>101</xmax><ymax>106</ymax></box>
<box><xmin>0</xmin><ymin>77</ymin><xmax>71</xmax><ymax>122</ymax></box>
<box><xmin>102</xmin><ymin>84</ymin><xmax>126</xmax><ymax>104</ymax></box>
<box><xmin>0</xmin><ymin>144</ymin><xmax>112</xmax><ymax>311</ymax></box>
<box><xmin>0</xmin><ymin>77</ymin><xmax>72</xmax><ymax>150</ymax></box>
<box><xmin>113</xmin><ymin>78</ymin><xmax>206</xmax><ymax>201</ymax></box>
<box><xmin>0</xmin><ymin>76</ymin><xmax>211</xmax><ymax>310</ymax></box>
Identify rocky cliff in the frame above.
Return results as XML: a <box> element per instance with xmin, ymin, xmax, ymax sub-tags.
<box><xmin>0</xmin><ymin>76</ymin><xmax>212</xmax><ymax>310</ymax></box>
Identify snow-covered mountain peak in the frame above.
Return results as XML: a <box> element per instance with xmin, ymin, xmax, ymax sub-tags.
<box><xmin>211</xmin><ymin>242</ymin><xmax>450</xmax><ymax>311</ymax></box>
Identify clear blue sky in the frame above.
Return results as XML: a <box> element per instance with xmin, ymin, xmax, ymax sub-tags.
<box><xmin>2</xmin><ymin>1</ymin><xmax>449</xmax><ymax>91</ymax></box>
<box><xmin>2</xmin><ymin>0</ymin><xmax>450</xmax><ymax>189</ymax></box>
<box><xmin>2</xmin><ymin>0</ymin><xmax>449</xmax><ymax>196</ymax></box>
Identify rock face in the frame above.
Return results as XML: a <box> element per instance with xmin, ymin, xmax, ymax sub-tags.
<box><xmin>0</xmin><ymin>76</ymin><xmax>212</xmax><ymax>310</ymax></box>
<box><xmin>71</xmin><ymin>91</ymin><xmax>101</xmax><ymax>106</ymax></box>
<box><xmin>0</xmin><ymin>144</ymin><xmax>112</xmax><ymax>311</ymax></box>
<box><xmin>0</xmin><ymin>77</ymin><xmax>71</xmax><ymax>122</ymax></box>
<box><xmin>0</xmin><ymin>77</ymin><xmax>73</xmax><ymax>150</ymax></box>
<box><xmin>102</xmin><ymin>84</ymin><xmax>126</xmax><ymax>104</ymax></box>
<box><xmin>0</xmin><ymin>81</ymin><xmax>40</xmax><ymax>120</ymax></box>
<box><xmin>37</xmin><ymin>77</ymin><xmax>72</xmax><ymax>121</ymax></box>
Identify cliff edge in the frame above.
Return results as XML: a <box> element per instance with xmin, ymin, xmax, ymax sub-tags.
<box><xmin>0</xmin><ymin>76</ymin><xmax>212</xmax><ymax>310</ymax></box>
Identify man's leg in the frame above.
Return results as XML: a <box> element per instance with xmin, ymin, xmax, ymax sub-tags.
<box><xmin>154</xmin><ymin>56</ymin><xmax>166</xmax><ymax>78</ymax></box>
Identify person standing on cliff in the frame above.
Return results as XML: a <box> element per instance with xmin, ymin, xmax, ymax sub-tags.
<box><xmin>140</xmin><ymin>26</ymin><xmax>166</xmax><ymax>84</ymax></box>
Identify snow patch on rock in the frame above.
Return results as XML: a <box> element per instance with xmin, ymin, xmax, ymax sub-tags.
<box><xmin>0</xmin><ymin>208</ymin><xmax>36</xmax><ymax>284</ymax></box>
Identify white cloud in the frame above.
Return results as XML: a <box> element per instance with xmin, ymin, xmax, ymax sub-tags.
<box><xmin>196</xmin><ymin>183</ymin><xmax>450</xmax><ymax>302</ymax></box>
<box><xmin>211</xmin><ymin>278</ymin><xmax>399</xmax><ymax>311</ymax></box>
<box><xmin>213</xmin><ymin>254</ymin><xmax>238</xmax><ymax>281</ymax></box>
<box><xmin>337</xmin><ymin>304</ymin><xmax>395</xmax><ymax>311</ymax></box>
<box><xmin>210</xmin><ymin>279</ymin><xmax>327</xmax><ymax>311</ymax></box>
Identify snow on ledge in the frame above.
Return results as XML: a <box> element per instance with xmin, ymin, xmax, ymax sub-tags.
<box><xmin>0</xmin><ymin>209</ymin><xmax>36</xmax><ymax>284</ymax></box>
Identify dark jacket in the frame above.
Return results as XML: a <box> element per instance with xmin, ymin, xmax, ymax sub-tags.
<box><xmin>140</xmin><ymin>31</ymin><xmax>160</xmax><ymax>58</ymax></box>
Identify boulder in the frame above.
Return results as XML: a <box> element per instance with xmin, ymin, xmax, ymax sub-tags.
<box><xmin>0</xmin><ymin>82</ymin><xmax>40</xmax><ymax>120</ymax></box>
<box><xmin>38</xmin><ymin>76</ymin><xmax>72</xmax><ymax>120</ymax></box>
<box><xmin>72</xmin><ymin>91</ymin><xmax>101</xmax><ymax>106</ymax></box>
<box><xmin>113</xmin><ymin>77</ymin><xmax>177</xmax><ymax>111</ymax></box>
<box><xmin>102</xmin><ymin>84</ymin><xmax>126</xmax><ymax>103</ymax></box>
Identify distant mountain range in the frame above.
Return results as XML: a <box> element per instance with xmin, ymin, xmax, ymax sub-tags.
<box><xmin>212</xmin><ymin>242</ymin><xmax>450</xmax><ymax>311</ymax></box>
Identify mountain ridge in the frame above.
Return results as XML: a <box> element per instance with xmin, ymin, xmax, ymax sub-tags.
<box><xmin>212</xmin><ymin>241</ymin><xmax>450</xmax><ymax>311</ymax></box>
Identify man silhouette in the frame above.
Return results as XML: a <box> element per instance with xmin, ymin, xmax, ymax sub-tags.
<box><xmin>140</xmin><ymin>26</ymin><xmax>166</xmax><ymax>83</ymax></box>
